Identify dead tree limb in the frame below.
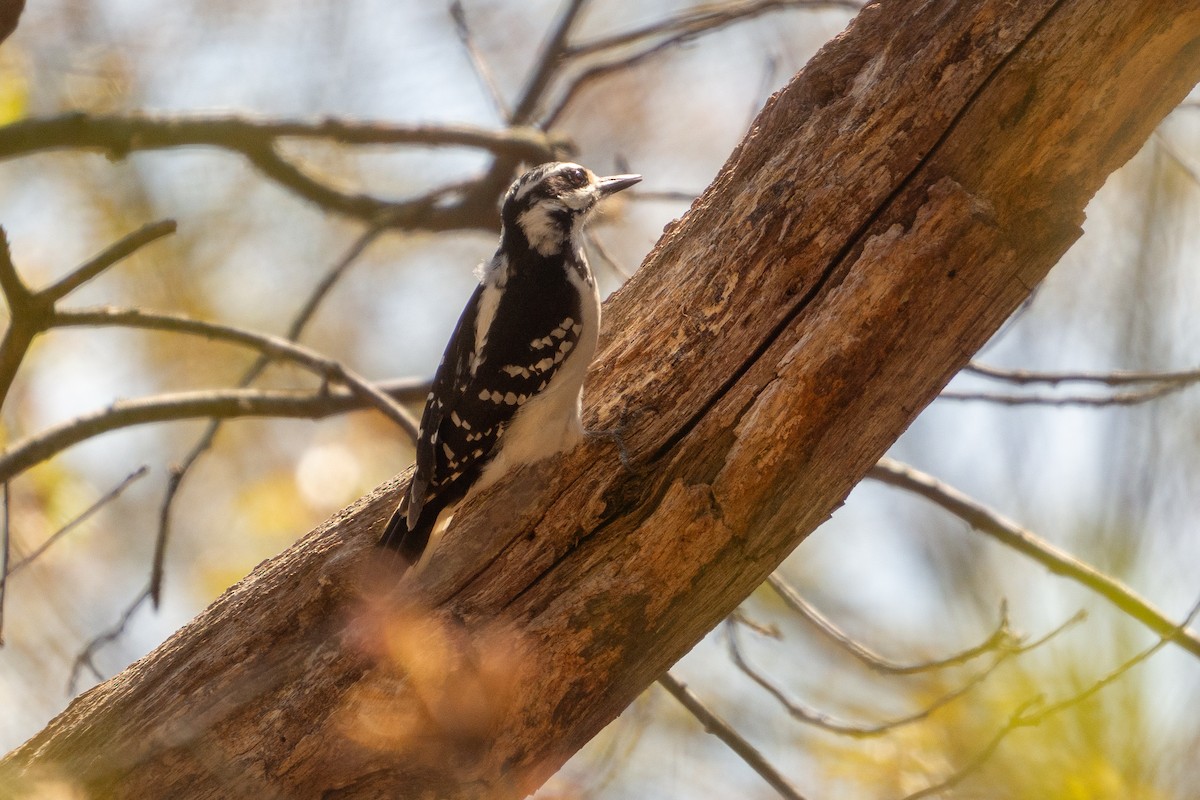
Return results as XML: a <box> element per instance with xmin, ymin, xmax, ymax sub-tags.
<box><xmin>5</xmin><ymin>1</ymin><xmax>1200</xmax><ymax>797</ymax></box>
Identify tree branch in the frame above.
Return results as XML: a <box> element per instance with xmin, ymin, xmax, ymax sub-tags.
<box><xmin>0</xmin><ymin>113</ymin><xmax>564</xmax><ymax>163</ymax></box>
<box><xmin>0</xmin><ymin>222</ymin><xmax>176</xmax><ymax>408</ymax></box>
<box><xmin>5</xmin><ymin>466</ymin><xmax>148</xmax><ymax>576</ymax></box>
<box><xmin>938</xmin><ymin>382</ymin><xmax>1190</xmax><ymax>405</ymax></box>
<box><xmin>724</xmin><ymin>612</ymin><xmax>1077</xmax><ymax>739</ymax></box>
<box><xmin>0</xmin><ymin>114</ymin><xmax>568</xmax><ymax>229</ymax></box>
<box><xmin>766</xmin><ymin>574</ymin><xmax>1017</xmax><ymax>674</ymax></box>
<box><xmin>869</xmin><ymin>458</ymin><xmax>1200</xmax><ymax>660</ymax></box>
<box><xmin>542</xmin><ymin>0</ymin><xmax>864</xmax><ymax>126</ymax></box>
<box><xmin>41</xmin><ymin>221</ymin><xmax>177</xmax><ymax>303</ymax></box>
<box><xmin>658</xmin><ymin>672</ymin><xmax>808</xmax><ymax>800</ymax></box>
<box><xmin>50</xmin><ymin>307</ymin><xmax>419</xmax><ymax>438</ymax></box>
<box><xmin>901</xmin><ymin>595</ymin><xmax>1200</xmax><ymax>799</ymax></box>
<box><xmin>0</xmin><ymin>380</ymin><xmax>428</xmax><ymax>485</ymax></box>
<box><xmin>144</xmin><ymin>219</ymin><xmax>400</xmax><ymax>607</ymax></box>
<box><xmin>964</xmin><ymin>360</ymin><xmax>1200</xmax><ymax>386</ymax></box>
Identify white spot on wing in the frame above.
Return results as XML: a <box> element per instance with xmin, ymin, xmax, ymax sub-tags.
<box><xmin>471</xmin><ymin>256</ymin><xmax>506</xmax><ymax>375</ymax></box>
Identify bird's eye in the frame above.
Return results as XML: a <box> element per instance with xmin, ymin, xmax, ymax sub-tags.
<box><xmin>565</xmin><ymin>167</ymin><xmax>587</xmax><ymax>186</ymax></box>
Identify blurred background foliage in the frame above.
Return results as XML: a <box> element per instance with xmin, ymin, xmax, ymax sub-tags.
<box><xmin>1</xmin><ymin>1</ymin><xmax>1199</xmax><ymax>798</ymax></box>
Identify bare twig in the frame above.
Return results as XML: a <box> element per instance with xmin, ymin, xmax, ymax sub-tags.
<box><xmin>0</xmin><ymin>228</ymin><xmax>46</xmax><ymax>407</ymax></box>
<box><xmin>42</xmin><ymin>221</ymin><xmax>177</xmax><ymax>303</ymax></box>
<box><xmin>938</xmin><ymin>382</ymin><xmax>1188</xmax><ymax>406</ymax></box>
<box><xmin>511</xmin><ymin>0</ymin><xmax>591</xmax><ymax>125</ymax></box>
<box><xmin>69</xmin><ymin>584</ymin><xmax>152</xmax><ymax>692</ymax></box>
<box><xmin>450</xmin><ymin>0</ymin><xmax>512</xmax><ymax>121</ymax></box>
<box><xmin>567</xmin><ymin>0</ymin><xmax>863</xmax><ymax>60</ymax></box>
<box><xmin>543</xmin><ymin>34</ymin><xmax>691</xmax><ymax>128</ymax></box>
<box><xmin>0</xmin><ymin>222</ymin><xmax>177</xmax><ymax>409</ymax></box>
<box><xmin>730</xmin><ymin>608</ymin><xmax>782</xmax><ymax>639</ymax></box>
<box><xmin>725</xmin><ymin>614</ymin><xmax>1077</xmax><ymax>740</ymax></box>
<box><xmin>964</xmin><ymin>361</ymin><xmax>1200</xmax><ymax>387</ymax></box>
<box><xmin>50</xmin><ymin>307</ymin><xmax>419</xmax><ymax>439</ymax></box>
<box><xmin>766</xmin><ymin>574</ymin><xmax>1016</xmax><ymax>674</ymax></box>
<box><xmin>659</xmin><ymin>672</ymin><xmax>808</xmax><ymax>800</ymax></box>
<box><xmin>630</xmin><ymin>189</ymin><xmax>701</xmax><ymax>203</ymax></box>
<box><xmin>0</xmin><ymin>225</ymin><xmax>26</xmax><ymax>302</ymax></box>
<box><xmin>0</xmin><ymin>113</ymin><xmax>562</xmax><ymax>164</ymax></box>
<box><xmin>0</xmin><ymin>114</ymin><xmax>568</xmax><ymax>230</ymax></box>
<box><xmin>239</xmin><ymin>143</ymin><xmax>442</xmax><ymax>226</ymax></box>
<box><xmin>869</xmin><ymin>458</ymin><xmax>1200</xmax><ymax>660</ymax></box>
<box><xmin>583</xmin><ymin>229</ymin><xmax>633</xmax><ymax>281</ymax></box>
<box><xmin>901</xmin><ymin>596</ymin><xmax>1200</xmax><ymax>799</ymax></box>
<box><xmin>543</xmin><ymin>0</ymin><xmax>864</xmax><ymax>126</ymax></box>
<box><xmin>147</xmin><ymin>221</ymin><xmax>399</xmax><ymax>604</ymax></box>
<box><xmin>898</xmin><ymin>696</ymin><xmax>1045</xmax><ymax>800</ymax></box>
<box><xmin>6</xmin><ymin>466</ymin><xmax>149</xmax><ymax>576</ymax></box>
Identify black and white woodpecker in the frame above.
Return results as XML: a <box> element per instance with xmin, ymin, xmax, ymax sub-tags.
<box><xmin>378</xmin><ymin>162</ymin><xmax>641</xmax><ymax>571</ymax></box>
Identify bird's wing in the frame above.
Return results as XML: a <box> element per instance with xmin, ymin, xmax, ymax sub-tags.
<box><xmin>405</xmin><ymin>274</ymin><xmax>584</xmax><ymax>531</ymax></box>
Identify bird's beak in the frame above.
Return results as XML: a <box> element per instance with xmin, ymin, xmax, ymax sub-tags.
<box><xmin>597</xmin><ymin>173</ymin><xmax>642</xmax><ymax>197</ymax></box>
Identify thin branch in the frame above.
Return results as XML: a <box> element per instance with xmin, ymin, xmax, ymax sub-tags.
<box><xmin>450</xmin><ymin>0</ymin><xmax>512</xmax><ymax>121</ymax></box>
<box><xmin>938</xmin><ymin>381</ymin><xmax>1188</xmax><ymax>406</ymax></box>
<box><xmin>50</xmin><ymin>307</ymin><xmax>419</xmax><ymax>439</ymax></box>
<box><xmin>726</xmin><ymin>621</ymin><xmax>994</xmax><ymax>738</ymax></box>
<box><xmin>147</xmin><ymin>220</ymin><xmax>399</xmax><ymax>604</ymax></box>
<box><xmin>583</xmin><ymin>229</ymin><xmax>633</xmax><ymax>281</ymax></box>
<box><xmin>0</xmin><ymin>225</ymin><xmax>27</xmax><ymax>303</ymax></box>
<box><xmin>439</xmin><ymin>0</ymin><xmax>596</xmax><ymax>237</ymax></box>
<box><xmin>729</xmin><ymin>623</ymin><xmax>1003</xmax><ymax>743</ymax></box>
<box><xmin>567</xmin><ymin>0</ymin><xmax>863</xmax><ymax>60</ymax></box>
<box><xmin>724</xmin><ymin>615</ymin><xmax>1076</xmax><ymax>740</ymax></box>
<box><xmin>630</xmin><ymin>189</ymin><xmax>702</xmax><ymax>203</ymax></box>
<box><xmin>6</xmin><ymin>466</ymin><xmax>149</xmax><ymax>576</ymax></box>
<box><xmin>869</xmin><ymin>458</ymin><xmax>1200</xmax><ymax>660</ymax></box>
<box><xmin>282</xmin><ymin>220</ymin><xmax>394</xmax><ymax>345</ymax></box>
<box><xmin>0</xmin><ymin>227</ymin><xmax>45</xmax><ymax>408</ymax></box>
<box><xmin>964</xmin><ymin>361</ymin><xmax>1200</xmax><ymax>387</ymax></box>
<box><xmin>510</xmin><ymin>0</ymin><xmax>591</xmax><ymax>125</ymax></box>
<box><xmin>0</xmin><ymin>113</ymin><xmax>563</xmax><ymax>164</ymax></box>
<box><xmin>0</xmin><ymin>222</ymin><xmax>178</xmax><ymax>409</ymax></box>
<box><xmin>239</xmin><ymin>142</ymin><xmax>440</xmax><ymax>226</ymax></box>
<box><xmin>730</xmin><ymin>608</ymin><xmax>782</xmax><ymax>639</ymax></box>
<box><xmin>1026</xmin><ymin>597</ymin><xmax>1200</xmax><ymax>721</ymax></box>
<box><xmin>542</xmin><ymin>35</ymin><xmax>689</xmax><ymax>128</ymax></box>
<box><xmin>897</xmin><ymin>696</ymin><xmax>1045</xmax><ymax>800</ymax></box>
<box><xmin>0</xmin><ymin>113</ymin><xmax>568</xmax><ymax>230</ymax></box>
<box><xmin>0</xmin><ymin>381</ymin><xmax>425</xmax><ymax>487</ymax></box>
<box><xmin>658</xmin><ymin>672</ymin><xmax>809</xmax><ymax>800</ymax></box>
<box><xmin>766</xmin><ymin>574</ymin><xmax>1016</xmax><ymax>674</ymax></box>
<box><xmin>69</xmin><ymin>584</ymin><xmax>152</xmax><ymax>693</ymax></box>
<box><xmin>900</xmin><ymin>596</ymin><xmax>1200</xmax><ymax>799</ymax></box>
<box><xmin>41</xmin><ymin>220</ymin><xmax>176</xmax><ymax>303</ymax></box>
<box><xmin>543</xmin><ymin>0</ymin><xmax>864</xmax><ymax>126</ymax></box>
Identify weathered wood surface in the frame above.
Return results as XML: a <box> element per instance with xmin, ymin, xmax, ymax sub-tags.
<box><xmin>6</xmin><ymin>1</ymin><xmax>1200</xmax><ymax>797</ymax></box>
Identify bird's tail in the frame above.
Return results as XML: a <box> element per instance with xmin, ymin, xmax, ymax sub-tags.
<box><xmin>377</xmin><ymin>496</ymin><xmax>446</xmax><ymax>572</ymax></box>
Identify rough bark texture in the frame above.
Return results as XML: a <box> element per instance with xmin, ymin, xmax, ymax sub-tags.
<box><xmin>6</xmin><ymin>0</ymin><xmax>1200</xmax><ymax>797</ymax></box>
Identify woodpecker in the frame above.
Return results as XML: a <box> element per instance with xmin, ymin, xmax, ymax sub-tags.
<box><xmin>378</xmin><ymin>162</ymin><xmax>641</xmax><ymax>571</ymax></box>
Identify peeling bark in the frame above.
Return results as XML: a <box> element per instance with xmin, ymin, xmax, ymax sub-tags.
<box><xmin>6</xmin><ymin>0</ymin><xmax>1200</xmax><ymax>797</ymax></box>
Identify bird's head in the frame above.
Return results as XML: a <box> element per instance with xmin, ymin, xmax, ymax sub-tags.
<box><xmin>500</xmin><ymin>162</ymin><xmax>641</xmax><ymax>257</ymax></box>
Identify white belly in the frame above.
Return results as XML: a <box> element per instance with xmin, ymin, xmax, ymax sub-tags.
<box><xmin>476</xmin><ymin>266</ymin><xmax>600</xmax><ymax>492</ymax></box>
